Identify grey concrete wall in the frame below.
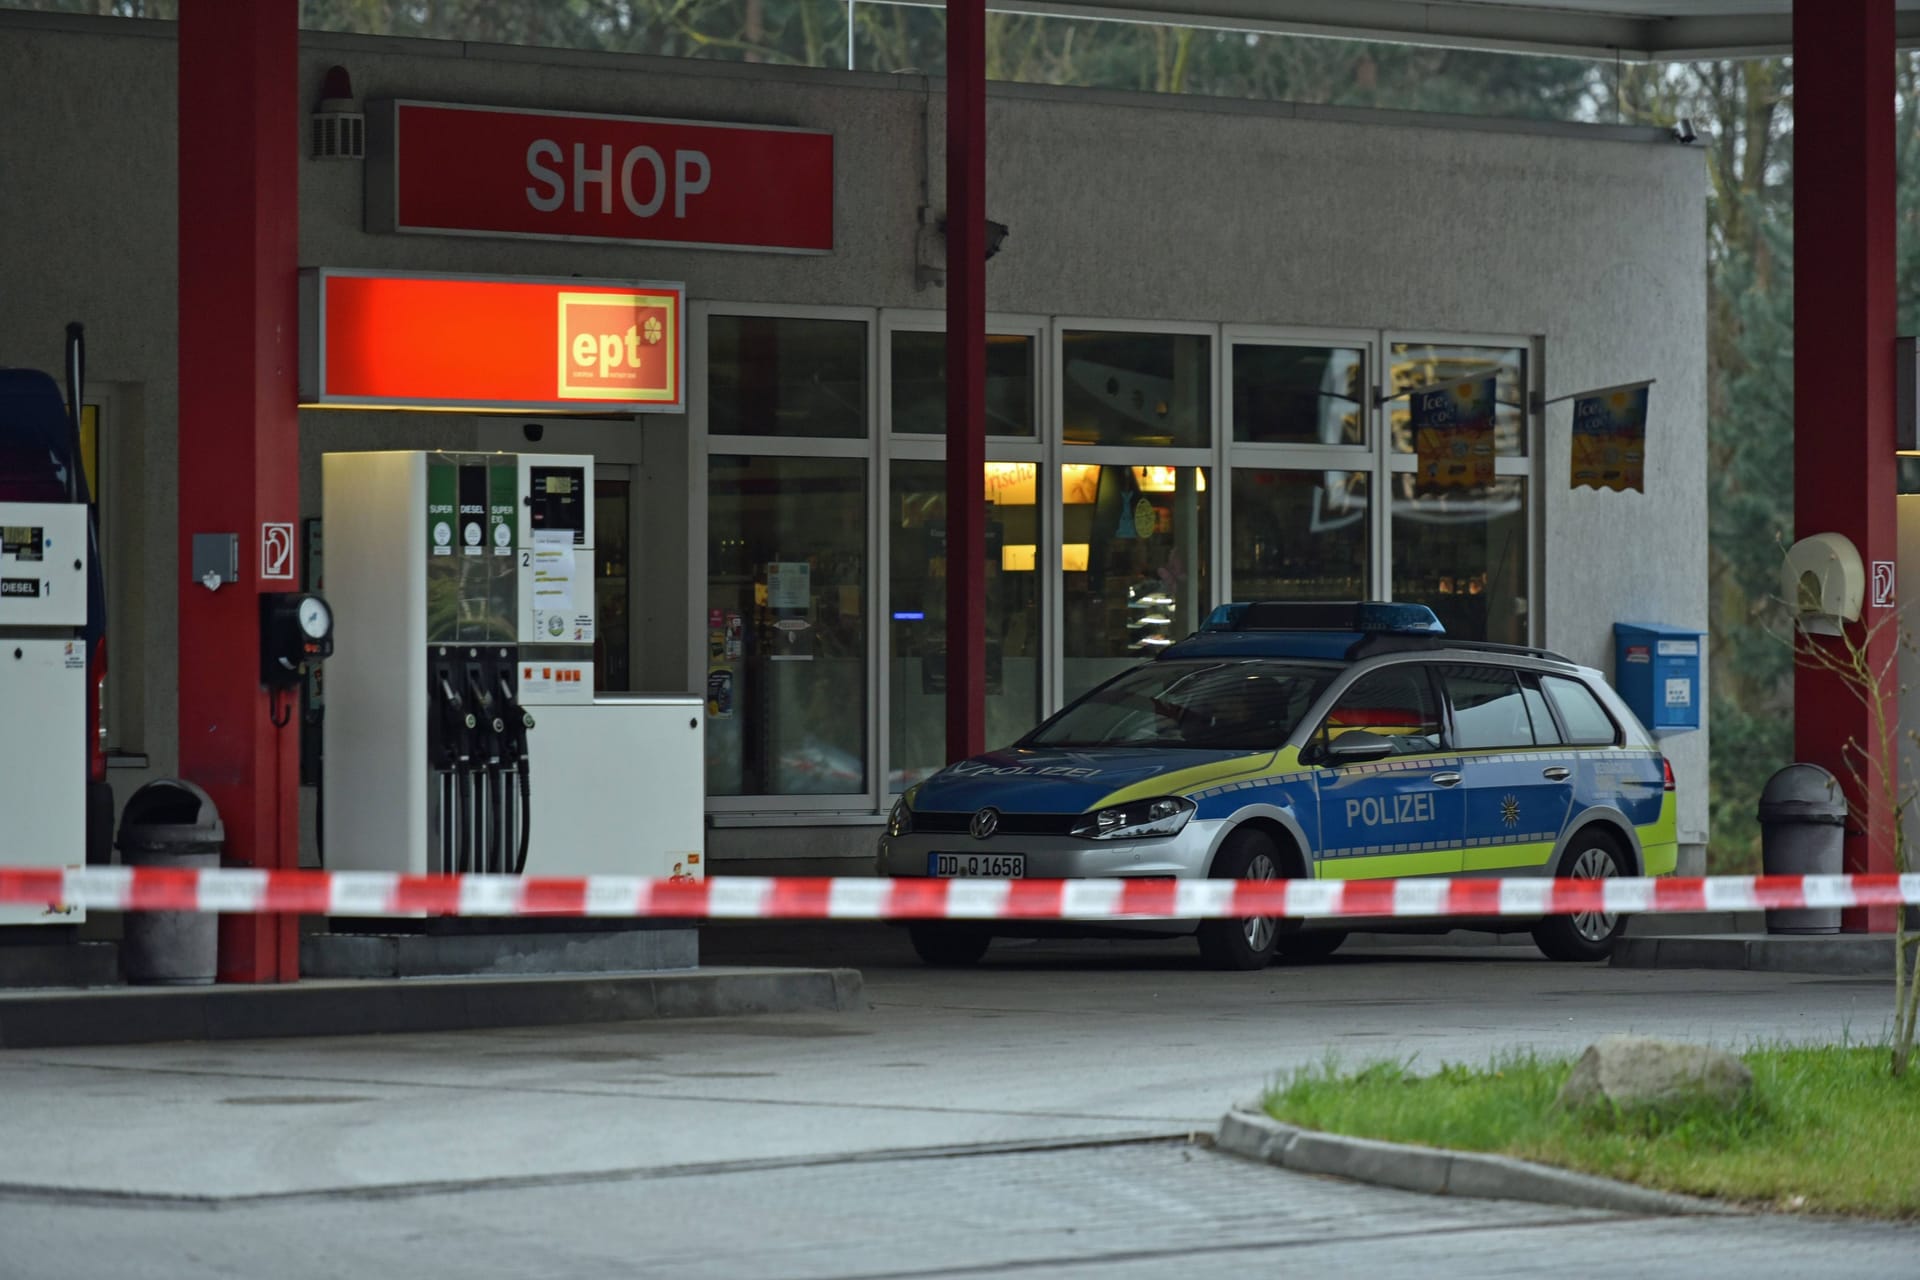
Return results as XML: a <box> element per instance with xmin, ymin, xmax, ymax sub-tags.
<box><xmin>0</xmin><ymin>11</ymin><xmax>1708</xmax><ymax>853</ymax></box>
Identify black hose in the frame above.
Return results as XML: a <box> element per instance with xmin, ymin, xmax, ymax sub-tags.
<box><xmin>514</xmin><ymin>755</ymin><xmax>532</xmax><ymax>876</ymax></box>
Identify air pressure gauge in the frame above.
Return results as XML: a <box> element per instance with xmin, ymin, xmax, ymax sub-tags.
<box><xmin>259</xmin><ymin>591</ymin><xmax>335</xmax><ymax>688</ymax></box>
<box><xmin>297</xmin><ymin>595</ymin><xmax>332</xmax><ymax>641</ymax></box>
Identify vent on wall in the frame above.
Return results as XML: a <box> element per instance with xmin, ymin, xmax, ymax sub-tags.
<box><xmin>311</xmin><ymin>65</ymin><xmax>365</xmax><ymax>161</ymax></box>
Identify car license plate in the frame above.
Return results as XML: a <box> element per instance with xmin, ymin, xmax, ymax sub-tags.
<box><xmin>929</xmin><ymin>852</ymin><xmax>1026</xmax><ymax>878</ymax></box>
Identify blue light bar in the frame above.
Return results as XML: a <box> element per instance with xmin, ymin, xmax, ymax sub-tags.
<box><xmin>1200</xmin><ymin>601</ymin><xmax>1444</xmax><ymax>635</ymax></box>
<box><xmin>891</xmin><ymin>611</ymin><xmax>927</xmax><ymax>622</ymax></box>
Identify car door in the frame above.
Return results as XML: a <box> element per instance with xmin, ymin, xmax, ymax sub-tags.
<box><xmin>1309</xmin><ymin>662</ymin><xmax>1465</xmax><ymax>880</ymax></box>
<box><xmin>1438</xmin><ymin>664</ymin><xmax>1574</xmax><ymax>874</ymax></box>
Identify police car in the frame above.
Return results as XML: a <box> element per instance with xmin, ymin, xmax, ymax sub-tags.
<box><xmin>878</xmin><ymin>601</ymin><xmax>1677</xmax><ymax>970</ymax></box>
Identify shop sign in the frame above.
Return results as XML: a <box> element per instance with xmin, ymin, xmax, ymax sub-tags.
<box><xmin>367</xmin><ymin>100</ymin><xmax>833</xmax><ymax>254</ymax></box>
<box><xmin>300</xmin><ymin>269</ymin><xmax>685</xmax><ymax>413</ymax></box>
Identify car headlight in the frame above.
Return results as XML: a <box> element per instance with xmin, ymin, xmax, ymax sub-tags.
<box><xmin>887</xmin><ymin>794</ymin><xmax>914</xmax><ymax>838</ymax></box>
<box><xmin>1072</xmin><ymin>796</ymin><xmax>1195</xmax><ymax>841</ymax></box>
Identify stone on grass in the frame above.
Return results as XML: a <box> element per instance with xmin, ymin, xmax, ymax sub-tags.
<box><xmin>1557</xmin><ymin>1035</ymin><xmax>1753</xmax><ymax>1113</ymax></box>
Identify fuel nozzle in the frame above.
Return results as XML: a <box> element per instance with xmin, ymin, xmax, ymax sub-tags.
<box><xmin>437</xmin><ymin>673</ymin><xmax>476</xmax><ymax>764</ymax></box>
<box><xmin>495</xmin><ymin>671</ymin><xmax>534</xmax><ymax>761</ymax></box>
<box><xmin>467</xmin><ymin>669</ymin><xmax>505</xmax><ymax>763</ymax></box>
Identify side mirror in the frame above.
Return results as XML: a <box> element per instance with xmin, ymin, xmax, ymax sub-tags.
<box><xmin>1324</xmin><ymin>730</ymin><xmax>1395</xmax><ymax>765</ymax></box>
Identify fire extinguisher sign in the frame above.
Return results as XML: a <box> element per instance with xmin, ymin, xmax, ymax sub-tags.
<box><xmin>262</xmin><ymin>522</ymin><xmax>295</xmax><ymax>581</ymax></box>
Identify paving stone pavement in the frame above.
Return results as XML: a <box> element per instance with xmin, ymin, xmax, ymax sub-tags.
<box><xmin>3</xmin><ymin>1140</ymin><xmax>1915</xmax><ymax>1280</ymax></box>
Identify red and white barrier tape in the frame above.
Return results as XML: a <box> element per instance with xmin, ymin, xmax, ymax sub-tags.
<box><xmin>1</xmin><ymin>867</ymin><xmax>1917</xmax><ymax>920</ymax></box>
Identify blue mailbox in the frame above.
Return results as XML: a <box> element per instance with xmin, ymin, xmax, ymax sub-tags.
<box><xmin>1613</xmin><ymin>622</ymin><xmax>1702</xmax><ymax>734</ymax></box>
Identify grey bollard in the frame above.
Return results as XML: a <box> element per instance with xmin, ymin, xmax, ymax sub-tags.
<box><xmin>1757</xmin><ymin>763</ymin><xmax>1848</xmax><ymax>935</ymax></box>
<box><xmin>116</xmin><ymin>780</ymin><xmax>224</xmax><ymax>985</ymax></box>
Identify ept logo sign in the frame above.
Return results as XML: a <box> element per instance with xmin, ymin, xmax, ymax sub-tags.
<box><xmin>556</xmin><ymin>292</ymin><xmax>681</xmax><ymax>404</ymax></box>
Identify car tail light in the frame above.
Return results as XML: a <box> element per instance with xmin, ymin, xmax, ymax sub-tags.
<box><xmin>88</xmin><ymin>637</ymin><xmax>107</xmax><ymax>784</ymax></box>
<box><xmin>1661</xmin><ymin>756</ymin><xmax>1675</xmax><ymax>792</ymax></box>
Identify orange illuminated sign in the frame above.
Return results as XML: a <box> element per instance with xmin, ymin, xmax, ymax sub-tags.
<box><xmin>300</xmin><ymin>269</ymin><xmax>684</xmax><ymax>413</ymax></box>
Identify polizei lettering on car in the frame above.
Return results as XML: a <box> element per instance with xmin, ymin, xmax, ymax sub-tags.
<box><xmin>1344</xmin><ymin>792</ymin><xmax>1436</xmax><ymax>827</ymax></box>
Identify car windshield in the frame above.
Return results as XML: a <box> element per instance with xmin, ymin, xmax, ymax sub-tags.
<box><xmin>1024</xmin><ymin>660</ymin><xmax>1337</xmax><ymax>751</ymax></box>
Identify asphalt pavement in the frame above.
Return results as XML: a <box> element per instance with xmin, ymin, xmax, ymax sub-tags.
<box><xmin>1</xmin><ymin>926</ymin><xmax>1913</xmax><ymax>1276</ymax></box>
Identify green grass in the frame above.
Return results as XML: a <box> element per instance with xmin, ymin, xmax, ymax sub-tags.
<box><xmin>1263</xmin><ymin>1045</ymin><xmax>1920</xmax><ymax>1217</ymax></box>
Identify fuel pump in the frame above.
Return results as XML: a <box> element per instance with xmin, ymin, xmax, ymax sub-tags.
<box><xmin>322</xmin><ymin>451</ymin><xmax>619</xmax><ymax>881</ymax></box>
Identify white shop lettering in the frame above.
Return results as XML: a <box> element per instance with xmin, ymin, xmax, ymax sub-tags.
<box><xmin>525</xmin><ymin>140</ymin><xmax>711</xmax><ymax>219</ymax></box>
<box><xmin>1344</xmin><ymin>792</ymin><xmax>1435</xmax><ymax>827</ymax></box>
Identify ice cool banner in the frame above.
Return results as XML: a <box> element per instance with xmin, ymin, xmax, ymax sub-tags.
<box><xmin>1409</xmin><ymin>376</ymin><xmax>1497</xmax><ymax>495</ymax></box>
<box><xmin>1569</xmin><ymin>381</ymin><xmax>1651</xmax><ymax>493</ymax></box>
<box><xmin>299</xmin><ymin>269</ymin><xmax>685</xmax><ymax>413</ymax></box>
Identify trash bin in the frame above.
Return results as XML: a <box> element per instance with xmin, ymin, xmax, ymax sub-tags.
<box><xmin>1758</xmin><ymin>763</ymin><xmax>1848</xmax><ymax>935</ymax></box>
<box><xmin>116</xmin><ymin>779</ymin><xmax>223</xmax><ymax>985</ymax></box>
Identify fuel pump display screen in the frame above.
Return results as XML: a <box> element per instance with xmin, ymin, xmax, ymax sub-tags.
<box><xmin>2</xmin><ymin>527</ymin><xmax>44</xmax><ymax>561</ymax></box>
<box><xmin>528</xmin><ymin>467</ymin><xmax>586</xmax><ymax>546</ymax></box>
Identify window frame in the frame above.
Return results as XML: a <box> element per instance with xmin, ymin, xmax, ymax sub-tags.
<box><xmin>1437</xmin><ymin>662</ymin><xmax>1559</xmax><ymax>753</ymax></box>
<box><xmin>1541</xmin><ymin>673</ymin><xmax>1623</xmax><ymax>748</ymax></box>
<box><xmin>692</xmin><ymin>301</ymin><xmax>883</xmax><ymax>816</ymax></box>
<box><xmin>1308</xmin><ymin>660</ymin><xmax>1448</xmax><ymax>764</ymax></box>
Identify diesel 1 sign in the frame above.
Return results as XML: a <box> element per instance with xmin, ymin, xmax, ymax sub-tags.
<box><xmin>299</xmin><ymin>269</ymin><xmax>685</xmax><ymax>413</ymax></box>
<box><xmin>366</xmin><ymin>100</ymin><xmax>833</xmax><ymax>254</ymax></box>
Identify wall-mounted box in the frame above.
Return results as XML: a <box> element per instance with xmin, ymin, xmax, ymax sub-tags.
<box><xmin>1613</xmin><ymin>621</ymin><xmax>1701</xmax><ymax>734</ymax></box>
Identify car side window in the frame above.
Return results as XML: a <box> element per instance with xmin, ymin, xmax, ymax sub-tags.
<box><xmin>1318</xmin><ymin>666</ymin><xmax>1444</xmax><ymax>759</ymax></box>
<box><xmin>1441</xmin><ymin>666</ymin><xmax>1538</xmax><ymax>750</ymax></box>
<box><xmin>1520</xmin><ymin>675</ymin><xmax>1563</xmax><ymax>746</ymax></box>
<box><xmin>1541</xmin><ymin>675</ymin><xmax>1619</xmax><ymax>746</ymax></box>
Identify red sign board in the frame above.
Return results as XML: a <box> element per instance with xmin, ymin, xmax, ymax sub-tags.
<box><xmin>368</xmin><ymin>100</ymin><xmax>833</xmax><ymax>254</ymax></box>
<box><xmin>300</xmin><ymin>270</ymin><xmax>685</xmax><ymax>413</ymax></box>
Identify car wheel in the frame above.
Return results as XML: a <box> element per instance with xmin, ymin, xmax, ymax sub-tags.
<box><xmin>908</xmin><ymin>923</ymin><xmax>992</xmax><ymax>967</ymax></box>
<box><xmin>1531</xmin><ymin>833</ymin><xmax>1630</xmax><ymax>962</ymax></box>
<box><xmin>1274</xmin><ymin>930</ymin><xmax>1347</xmax><ymax>962</ymax></box>
<box><xmin>1196</xmin><ymin>829</ymin><xmax>1288</xmax><ymax>971</ymax></box>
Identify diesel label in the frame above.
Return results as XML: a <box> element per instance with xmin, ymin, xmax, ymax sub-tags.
<box><xmin>0</xmin><ymin>578</ymin><xmax>41</xmax><ymax>597</ymax></box>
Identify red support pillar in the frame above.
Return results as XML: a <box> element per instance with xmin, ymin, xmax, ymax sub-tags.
<box><xmin>944</xmin><ymin>0</ymin><xmax>987</xmax><ymax>763</ymax></box>
<box><xmin>178</xmin><ymin>0</ymin><xmax>303</xmax><ymax>980</ymax></box>
<box><xmin>1793</xmin><ymin>0</ymin><xmax>1898</xmax><ymax>931</ymax></box>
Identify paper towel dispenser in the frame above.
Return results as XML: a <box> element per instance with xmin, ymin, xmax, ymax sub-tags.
<box><xmin>1781</xmin><ymin>533</ymin><xmax>1864</xmax><ymax>636</ymax></box>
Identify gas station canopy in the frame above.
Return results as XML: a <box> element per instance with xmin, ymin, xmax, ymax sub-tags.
<box><xmin>961</xmin><ymin>0</ymin><xmax>1920</xmax><ymax>59</ymax></box>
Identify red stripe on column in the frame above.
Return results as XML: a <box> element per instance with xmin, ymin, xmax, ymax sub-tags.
<box><xmin>520</xmin><ymin>878</ymin><xmax>590</xmax><ymax>916</ymax></box>
<box><xmin>884</xmin><ymin>879</ymin><xmax>953</xmax><ymax>919</ymax></box>
<box><xmin>768</xmin><ymin>877</ymin><xmax>836</xmax><ymax>919</ymax></box>
<box><xmin>1002</xmin><ymin>880</ymin><xmax>1068</xmax><ymax>918</ymax></box>
<box><xmin>1447</xmin><ymin>879</ymin><xmax>1505</xmax><ymax>917</ymax></box>
<box><xmin>126</xmin><ymin>867</ymin><xmax>205</xmax><ymax>911</ymax></box>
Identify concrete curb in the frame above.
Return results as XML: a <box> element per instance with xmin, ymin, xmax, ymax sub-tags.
<box><xmin>1612</xmin><ymin>934</ymin><xmax>1888</xmax><ymax>976</ymax></box>
<box><xmin>0</xmin><ymin>966</ymin><xmax>865</xmax><ymax>1049</ymax></box>
<box><xmin>1215</xmin><ymin>1109</ymin><xmax>1740</xmax><ymax>1216</ymax></box>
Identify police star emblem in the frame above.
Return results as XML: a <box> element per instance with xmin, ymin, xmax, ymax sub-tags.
<box><xmin>1500</xmin><ymin>794</ymin><xmax>1521</xmax><ymax>829</ymax></box>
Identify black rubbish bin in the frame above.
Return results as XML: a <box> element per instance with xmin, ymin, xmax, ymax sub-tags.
<box><xmin>116</xmin><ymin>779</ymin><xmax>223</xmax><ymax>985</ymax></box>
<box><xmin>1758</xmin><ymin>763</ymin><xmax>1848</xmax><ymax>935</ymax></box>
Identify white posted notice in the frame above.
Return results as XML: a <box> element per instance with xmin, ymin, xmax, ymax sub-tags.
<box><xmin>531</xmin><ymin>529</ymin><xmax>575</xmax><ymax>615</ymax></box>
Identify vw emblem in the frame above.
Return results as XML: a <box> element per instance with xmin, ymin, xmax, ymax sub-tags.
<box><xmin>969</xmin><ymin>807</ymin><xmax>1001</xmax><ymax>840</ymax></box>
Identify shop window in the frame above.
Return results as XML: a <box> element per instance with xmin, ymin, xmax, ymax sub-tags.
<box><xmin>1385</xmin><ymin>342</ymin><xmax>1528</xmax><ymax>458</ymax></box>
<box><xmin>887</xmin><ymin>461</ymin><xmax>1042</xmax><ymax>790</ymax></box>
<box><xmin>1061</xmin><ymin>330</ymin><xmax>1210</xmax><ymax>449</ymax></box>
<box><xmin>707</xmin><ymin>315</ymin><xmax>867</xmax><ymax>439</ymax></box>
<box><xmin>1230</xmin><ymin>469</ymin><xmax>1369</xmax><ymax>602</ymax></box>
<box><xmin>890</xmin><ymin>331</ymin><xmax>1036</xmax><ymax>437</ymax></box>
<box><xmin>1231</xmin><ymin>344</ymin><xmax>1366</xmax><ymax>445</ymax></box>
<box><xmin>1390</xmin><ymin>475</ymin><xmax>1528</xmax><ymax>645</ymax></box>
<box><xmin>1061</xmin><ymin>464</ymin><xmax>1210</xmax><ymax>702</ymax></box>
<box><xmin>705</xmin><ymin>455</ymin><xmax>868</xmax><ymax>796</ymax></box>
